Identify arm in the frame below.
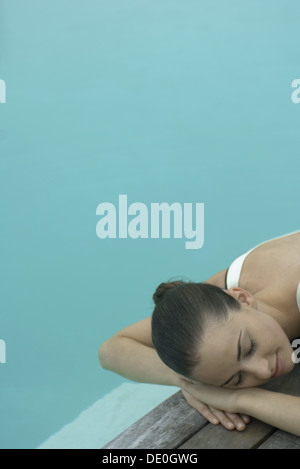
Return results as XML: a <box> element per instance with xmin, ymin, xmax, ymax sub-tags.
<box><xmin>98</xmin><ymin>268</ymin><xmax>229</xmax><ymax>383</ymax></box>
<box><xmin>178</xmin><ymin>379</ymin><xmax>300</xmax><ymax>436</ymax></box>
<box><xmin>237</xmin><ymin>388</ymin><xmax>300</xmax><ymax>436</ymax></box>
<box><xmin>98</xmin><ymin>317</ymin><xmax>179</xmax><ymax>385</ymax></box>
<box><xmin>98</xmin><ymin>317</ymin><xmax>250</xmax><ymax>431</ymax></box>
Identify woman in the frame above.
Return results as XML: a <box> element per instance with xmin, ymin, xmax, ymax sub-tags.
<box><xmin>98</xmin><ymin>230</ymin><xmax>300</xmax><ymax>436</ymax></box>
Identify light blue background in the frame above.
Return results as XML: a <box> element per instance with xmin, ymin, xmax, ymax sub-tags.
<box><xmin>0</xmin><ymin>0</ymin><xmax>299</xmax><ymax>449</ymax></box>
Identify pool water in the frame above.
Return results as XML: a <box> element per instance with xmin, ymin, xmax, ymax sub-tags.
<box><xmin>1</xmin><ymin>0</ymin><xmax>299</xmax><ymax>449</ymax></box>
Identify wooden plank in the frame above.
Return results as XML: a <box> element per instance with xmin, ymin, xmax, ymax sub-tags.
<box><xmin>258</xmin><ymin>430</ymin><xmax>300</xmax><ymax>449</ymax></box>
<box><xmin>102</xmin><ymin>391</ymin><xmax>207</xmax><ymax>449</ymax></box>
<box><xmin>179</xmin><ymin>419</ymin><xmax>275</xmax><ymax>449</ymax></box>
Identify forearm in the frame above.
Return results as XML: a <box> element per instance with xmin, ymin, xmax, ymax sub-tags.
<box><xmin>237</xmin><ymin>388</ymin><xmax>300</xmax><ymax>436</ymax></box>
<box><xmin>99</xmin><ymin>337</ymin><xmax>179</xmax><ymax>386</ymax></box>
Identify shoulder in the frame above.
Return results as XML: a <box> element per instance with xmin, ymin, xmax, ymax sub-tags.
<box><xmin>255</xmin><ymin>263</ymin><xmax>300</xmax><ymax>317</ymax></box>
<box><xmin>240</xmin><ymin>233</ymin><xmax>300</xmax><ymax>294</ymax></box>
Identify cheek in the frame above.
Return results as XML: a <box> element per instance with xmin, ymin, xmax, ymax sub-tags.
<box><xmin>256</xmin><ymin>317</ymin><xmax>285</xmax><ymax>347</ymax></box>
<box><xmin>242</xmin><ymin>376</ymin><xmax>266</xmax><ymax>388</ymax></box>
<box><xmin>193</xmin><ymin>359</ymin><xmax>232</xmax><ymax>386</ymax></box>
<box><xmin>257</xmin><ymin>322</ymin><xmax>293</xmax><ymax>372</ymax></box>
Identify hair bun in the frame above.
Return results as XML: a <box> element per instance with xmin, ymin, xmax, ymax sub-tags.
<box><xmin>153</xmin><ymin>280</ymin><xmax>186</xmax><ymax>305</ymax></box>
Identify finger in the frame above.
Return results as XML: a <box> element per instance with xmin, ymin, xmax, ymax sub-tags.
<box><xmin>195</xmin><ymin>403</ymin><xmax>221</xmax><ymax>425</ymax></box>
<box><xmin>208</xmin><ymin>408</ymin><xmax>248</xmax><ymax>431</ymax></box>
<box><xmin>239</xmin><ymin>413</ymin><xmax>251</xmax><ymax>424</ymax></box>
<box><xmin>208</xmin><ymin>408</ymin><xmax>236</xmax><ymax>431</ymax></box>
<box><xmin>224</xmin><ymin>412</ymin><xmax>247</xmax><ymax>431</ymax></box>
<box><xmin>181</xmin><ymin>390</ymin><xmax>220</xmax><ymax>425</ymax></box>
<box><xmin>202</xmin><ymin>408</ymin><xmax>220</xmax><ymax>426</ymax></box>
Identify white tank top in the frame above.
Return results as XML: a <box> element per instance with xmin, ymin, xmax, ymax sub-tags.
<box><xmin>225</xmin><ymin>230</ymin><xmax>300</xmax><ymax>312</ymax></box>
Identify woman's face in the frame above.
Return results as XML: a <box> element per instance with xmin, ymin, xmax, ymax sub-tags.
<box><xmin>191</xmin><ymin>305</ymin><xmax>295</xmax><ymax>389</ymax></box>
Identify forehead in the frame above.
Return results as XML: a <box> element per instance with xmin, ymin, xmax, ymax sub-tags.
<box><xmin>191</xmin><ymin>312</ymin><xmax>244</xmax><ymax>385</ymax></box>
<box><xmin>202</xmin><ymin>314</ymin><xmax>240</xmax><ymax>356</ymax></box>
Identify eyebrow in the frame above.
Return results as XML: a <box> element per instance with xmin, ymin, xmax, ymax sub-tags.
<box><xmin>220</xmin><ymin>329</ymin><xmax>242</xmax><ymax>387</ymax></box>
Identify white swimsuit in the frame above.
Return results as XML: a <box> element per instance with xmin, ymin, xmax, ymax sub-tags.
<box><xmin>225</xmin><ymin>230</ymin><xmax>300</xmax><ymax>312</ymax></box>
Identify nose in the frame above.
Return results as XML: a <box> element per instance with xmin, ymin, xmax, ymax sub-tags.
<box><xmin>244</xmin><ymin>356</ymin><xmax>273</xmax><ymax>381</ymax></box>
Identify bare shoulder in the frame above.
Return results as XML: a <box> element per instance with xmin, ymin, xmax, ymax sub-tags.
<box><xmin>255</xmin><ymin>263</ymin><xmax>300</xmax><ymax>326</ymax></box>
<box><xmin>205</xmin><ymin>232</ymin><xmax>300</xmax><ymax>292</ymax></box>
<box><xmin>240</xmin><ymin>231</ymin><xmax>300</xmax><ymax>294</ymax></box>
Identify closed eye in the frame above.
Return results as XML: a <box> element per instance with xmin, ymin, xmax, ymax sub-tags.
<box><xmin>235</xmin><ymin>371</ymin><xmax>243</xmax><ymax>387</ymax></box>
<box><xmin>235</xmin><ymin>338</ymin><xmax>257</xmax><ymax>387</ymax></box>
<box><xmin>247</xmin><ymin>338</ymin><xmax>257</xmax><ymax>358</ymax></box>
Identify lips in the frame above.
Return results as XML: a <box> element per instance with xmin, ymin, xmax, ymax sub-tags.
<box><xmin>272</xmin><ymin>352</ymin><xmax>283</xmax><ymax>378</ymax></box>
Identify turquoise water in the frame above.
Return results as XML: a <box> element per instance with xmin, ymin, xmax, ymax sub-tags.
<box><xmin>0</xmin><ymin>0</ymin><xmax>300</xmax><ymax>449</ymax></box>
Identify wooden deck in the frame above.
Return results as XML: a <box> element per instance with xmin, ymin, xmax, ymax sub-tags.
<box><xmin>103</xmin><ymin>364</ymin><xmax>300</xmax><ymax>449</ymax></box>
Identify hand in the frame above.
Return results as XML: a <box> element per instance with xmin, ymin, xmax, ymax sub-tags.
<box><xmin>178</xmin><ymin>379</ymin><xmax>250</xmax><ymax>431</ymax></box>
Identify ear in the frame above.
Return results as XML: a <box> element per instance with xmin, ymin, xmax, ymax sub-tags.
<box><xmin>227</xmin><ymin>287</ymin><xmax>258</xmax><ymax>309</ymax></box>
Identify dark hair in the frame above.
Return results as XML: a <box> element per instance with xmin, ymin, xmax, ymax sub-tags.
<box><xmin>151</xmin><ymin>281</ymin><xmax>241</xmax><ymax>378</ymax></box>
